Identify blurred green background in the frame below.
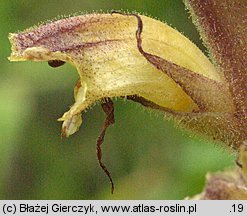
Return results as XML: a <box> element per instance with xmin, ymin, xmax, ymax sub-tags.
<box><xmin>0</xmin><ymin>0</ymin><xmax>234</xmax><ymax>199</ymax></box>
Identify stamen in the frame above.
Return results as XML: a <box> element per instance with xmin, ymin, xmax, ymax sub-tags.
<box><xmin>48</xmin><ymin>60</ymin><xmax>65</xmax><ymax>68</ymax></box>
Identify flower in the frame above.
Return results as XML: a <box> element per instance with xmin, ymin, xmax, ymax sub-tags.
<box><xmin>8</xmin><ymin>0</ymin><xmax>246</xmax><ymax>194</ymax></box>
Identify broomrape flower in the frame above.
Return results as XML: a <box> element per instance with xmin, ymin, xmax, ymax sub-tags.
<box><xmin>8</xmin><ymin>0</ymin><xmax>246</xmax><ymax>197</ymax></box>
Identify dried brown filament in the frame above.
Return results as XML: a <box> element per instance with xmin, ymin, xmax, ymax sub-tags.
<box><xmin>96</xmin><ymin>98</ymin><xmax>115</xmax><ymax>194</ymax></box>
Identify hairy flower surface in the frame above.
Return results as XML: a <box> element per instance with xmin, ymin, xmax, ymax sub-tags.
<box><xmin>8</xmin><ymin>0</ymin><xmax>246</xmax><ymax>193</ymax></box>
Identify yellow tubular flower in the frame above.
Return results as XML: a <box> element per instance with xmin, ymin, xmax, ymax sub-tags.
<box><xmin>8</xmin><ymin>10</ymin><xmax>246</xmax><ymax>193</ymax></box>
<box><xmin>8</xmin><ymin>13</ymin><xmax>234</xmax><ymax>135</ymax></box>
